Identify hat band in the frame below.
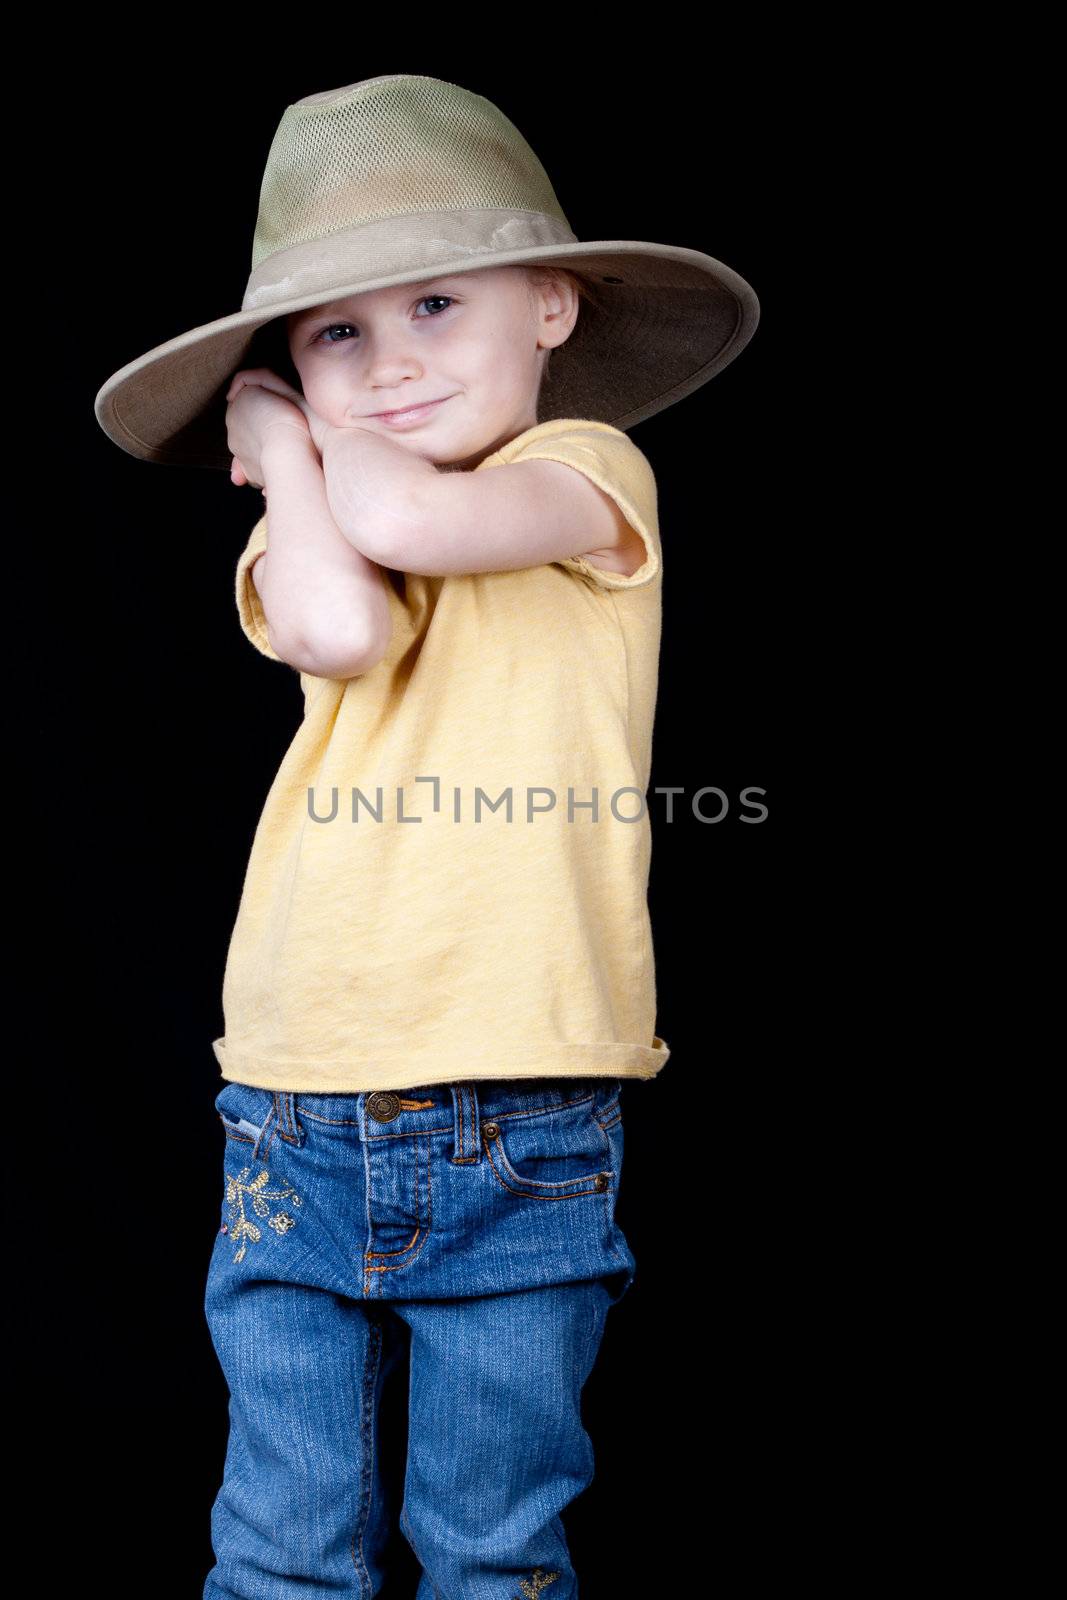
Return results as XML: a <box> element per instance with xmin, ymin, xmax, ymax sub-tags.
<box><xmin>242</xmin><ymin>208</ymin><xmax>578</xmax><ymax>312</ymax></box>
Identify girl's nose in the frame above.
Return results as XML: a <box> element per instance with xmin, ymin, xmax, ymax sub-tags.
<box><xmin>360</xmin><ymin>327</ymin><xmax>424</xmax><ymax>383</ymax></box>
<box><xmin>366</xmin><ymin>352</ymin><xmax>423</xmax><ymax>386</ymax></box>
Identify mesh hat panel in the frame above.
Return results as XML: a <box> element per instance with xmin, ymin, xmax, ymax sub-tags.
<box><xmin>252</xmin><ymin>77</ymin><xmax>568</xmax><ymax>271</ymax></box>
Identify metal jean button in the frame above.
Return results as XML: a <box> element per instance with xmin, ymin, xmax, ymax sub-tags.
<box><xmin>367</xmin><ymin>1091</ymin><xmax>402</xmax><ymax>1123</ymax></box>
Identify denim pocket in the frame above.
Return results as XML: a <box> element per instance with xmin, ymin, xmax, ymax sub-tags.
<box><xmin>215</xmin><ymin>1081</ymin><xmax>272</xmax><ymax>1146</ymax></box>
<box><xmin>481</xmin><ymin>1081</ymin><xmax>618</xmax><ymax>1200</ymax></box>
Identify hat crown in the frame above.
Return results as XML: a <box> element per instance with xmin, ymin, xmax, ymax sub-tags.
<box><xmin>251</xmin><ymin>74</ymin><xmax>571</xmax><ymax>273</ymax></box>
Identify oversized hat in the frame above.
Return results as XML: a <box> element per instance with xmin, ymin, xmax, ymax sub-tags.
<box><xmin>94</xmin><ymin>73</ymin><xmax>760</xmax><ymax>471</ymax></box>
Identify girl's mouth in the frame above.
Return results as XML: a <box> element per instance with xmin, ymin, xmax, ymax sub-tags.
<box><xmin>371</xmin><ymin>395</ymin><xmax>453</xmax><ymax>428</ymax></box>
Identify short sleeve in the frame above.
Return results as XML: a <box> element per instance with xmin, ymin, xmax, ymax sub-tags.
<box><xmin>235</xmin><ymin>512</ymin><xmax>283</xmax><ymax>661</ymax></box>
<box><xmin>488</xmin><ymin>420</ymin><xmax>662</xmax><ymax>592</ymax></box>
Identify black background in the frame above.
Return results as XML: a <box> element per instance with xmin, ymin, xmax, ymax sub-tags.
<box><xmin>55</xmin><ymin>42</ymin><xmax>837</xmax><ymax>1600</ymax></box>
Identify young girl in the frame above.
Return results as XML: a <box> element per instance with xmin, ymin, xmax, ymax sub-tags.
<box><xmin>95</xmin><ymin>73</ymin><xmax>759</xmax><ymax>1598</ymax></box>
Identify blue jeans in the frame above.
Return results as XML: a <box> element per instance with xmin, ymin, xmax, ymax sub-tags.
<box><xmin>203</xmin><ymin>1076</ymin><xmax>636</xmax><ymax>1599</ymax></box>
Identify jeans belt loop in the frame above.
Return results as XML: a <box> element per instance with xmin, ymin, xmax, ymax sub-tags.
<box><xmin>271</xmin><ymin>1091</ymin><xmax>305</xmax><ymax>1147</ymax></box>
<box><xmin>449</xmin><ymin>1084</ymin><xmax>481</xmax><ymax>1165</ymax></box>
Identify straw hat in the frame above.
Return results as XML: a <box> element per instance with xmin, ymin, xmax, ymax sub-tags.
<box><xmin>94</xmin><ymin>73</ymin><xmax>760</xmax><ymax>471</ymax></box>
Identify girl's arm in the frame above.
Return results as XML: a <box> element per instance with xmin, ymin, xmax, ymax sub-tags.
<box><xmin>254</xmin><ymin>429</ymin><xmax>392</xmax><ymax>680</ymax></box>
<box><xmin>320</xmin><ymin>425</ymin><xmax>651</xmax><ymax>581</ymax></box>
<box><xmin>318</xmin><ymin>426</ymin><xmax>440</xmax><ymax>567</ymax></box>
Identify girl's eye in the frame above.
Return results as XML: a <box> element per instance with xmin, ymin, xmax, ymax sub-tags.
<box><xmin>415</xmin><ymin>294</ymin><xmax>454</xmax><ymax>317</ymax></box>
<box><xmin>318</xmin><ymin>323</ymin><xmax>356</xmax><ymax>345</ymax></box>
<box><xmin>313</xmin><ymin>296</ymin><xmax>454</xmax><ymax>345</ymax></box>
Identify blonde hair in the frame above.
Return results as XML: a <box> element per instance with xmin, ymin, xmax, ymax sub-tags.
<box><xmin>521</xmin><ymin>263</ymin><xmax>598</xmax><ymax>305</ymax></box>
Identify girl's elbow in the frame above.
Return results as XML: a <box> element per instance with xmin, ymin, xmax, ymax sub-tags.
<box><xmin>302</xmin><ymin>618</ymin><xmax>391</xmax><ymax>681</ymax></box>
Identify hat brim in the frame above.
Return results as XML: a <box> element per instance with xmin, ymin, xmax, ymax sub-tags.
<box><xmin>93</xmin><ymin>240</ymin><xmax>759</xmax><ymax>470</ymax></box>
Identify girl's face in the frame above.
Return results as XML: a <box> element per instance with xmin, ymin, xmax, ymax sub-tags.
<box><xmin>285</xmin><ymin>267</ymin><xmax>578</xmax><ymax>468</ymax></box>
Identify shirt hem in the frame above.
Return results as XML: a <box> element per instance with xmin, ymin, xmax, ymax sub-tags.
<box><xmin>212</xmin><ymin>1036</ymin><xmax>670</xmax><ymax>1092</ymax></box>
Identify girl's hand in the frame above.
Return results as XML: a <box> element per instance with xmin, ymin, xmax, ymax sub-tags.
<box><xmin>225</xmin><ymin>367</ymin><xmax>332</xmax><ymax>485</ymax></box>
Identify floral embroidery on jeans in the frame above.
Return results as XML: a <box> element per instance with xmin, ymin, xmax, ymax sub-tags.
<box><xmin>223</xmin><ymin>1165</ymin><xmax>303</xmax><ymax>1263</ymax></box>
<box><xmin>514</xmin><ymin>1569</ymin><xmax>560</xmax><ymax>1598</ymax></box>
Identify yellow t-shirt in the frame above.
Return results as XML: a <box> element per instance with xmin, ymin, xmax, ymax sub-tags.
<box><xmin>214</xmin><ymin>418</ymin><xmax>671</xmax><ymax>1092</ymax></box>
